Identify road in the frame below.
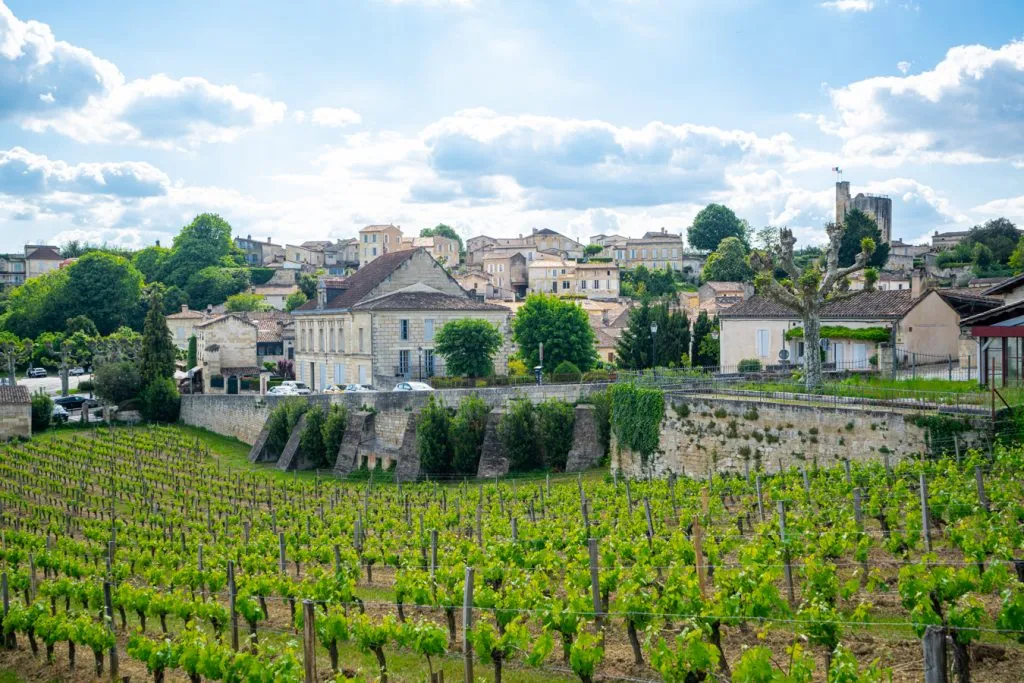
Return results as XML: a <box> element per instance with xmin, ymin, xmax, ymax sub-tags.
<box><xmin>14</xmin><ymin>373</ymin><xmax>94</xmax><ymax>397</ymax></box>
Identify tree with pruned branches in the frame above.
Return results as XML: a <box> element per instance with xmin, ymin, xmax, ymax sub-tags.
<box><xmin>750</xmin><ymin>223</ymin><xmax>876</xmax><ymax>390</ymax></box>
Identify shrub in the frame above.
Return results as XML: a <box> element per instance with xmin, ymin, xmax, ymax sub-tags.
<box><xmin>498</xmin><ymin>399</ymin><xmax>539</xmax><ymax>471</ymax></box>
<box><xmin>417</xmin><ymin>395</ymin><xmax>452</xmax><ymax>475</ymax></box>
<box><xmin>31</xmin><ymin>390</ymin><xmax>52</xmax><ymax>432</ymax></box>
<box><xmin>450</xmin><ymin>395</ymin><xmax>490</xmax><ymax>475</ymax></box>
<box><xmin>140</xmin><ymin>378</ymin><xmax>180</xmax><ymax>423</ymax></box>
<box><xmin>77</xmin><ymin>379</ymin><xmax>95</xmax><ymax>393</ymax></box>
<box><xmin>300</xmin><ymin>405</ymin><xmax>327</xmax><ymax>465</ymax></box>
<box><xmin>552</xmin><ymin>360</ymin><xmax>582</xmax><ymax>381</ymax></box>
<box><xmin>266</xmin><ymin>399</ymin><xmax>308</xmax><ymax>455</ymax></box>
<box><xmin>672</xmin><ymin>402</ymin><xmax>690</xmax><ymax>419</ymax></box>
<box><xmin>581</xmin><ymin>369</ymin><xmax>610</xmax><ymax>382</ymax></box>
<box><xmin>737</xmin><ymin>358</ymin><xmax>762</xmax><ymax>373</ymax></box>
<box><xmin>535</xmin><ymin>398</ymin><xmax>575</xmax><ymax>471</ymax></box>
<box><xmin>94</xmin><ymin>361</ymin><xmax>142</xmax><ymax>404</ymax></box>
<box><xmin>507</xmin><ymin>358</ymin><xmax>529</xmax><ymax>377</ymax></box>
<box><xmin>321</xmin><ymin>404</ymin><xmax>348</xmax><ymax>461</ymax></box>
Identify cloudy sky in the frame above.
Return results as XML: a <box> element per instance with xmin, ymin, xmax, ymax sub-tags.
<box><xmin>1</xmin><ymin>0</ymin><xmax>1022</xmax><ymax>253</ymax></box>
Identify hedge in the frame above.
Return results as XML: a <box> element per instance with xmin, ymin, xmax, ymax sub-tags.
<box><xmin>784</xmin><ymin>326</ymin><xmax>890</xmax><ymax>343</ymax></box>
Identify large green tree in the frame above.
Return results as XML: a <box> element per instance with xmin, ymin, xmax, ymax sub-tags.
<box><xmin>701</xmin><ymin>236</ymin><xmax>753</xmax><ymax>282</ymax></box>
<box><xmin>132</xmin><ymin>245</ymin><xmax>171</xmax><ymax>283</ymax></box>
<box><xmin>615</xmin><ymin>301</ymin><xmax>690</xmax><ymax>370</ymax></box>
<box><xmin>964</xmin><ymin>217</ymin><xmax>1020</xmax><ymax>266</ymax></box>
<box><xmin>688</xmin><ymin>204</ymin><xmax>747</xmax><ymax>251</ymax></box>
<box><xmin>163</xmin><ymin>213</ymin><xmax>244</xmax><ymax>288</ymax></box>
<box><xmin>838</xmin><ymin>209</ymin><xmax>889</xmax><ymax>269</ymax></box>
<box><xmin>140</xmin><ymin>288</ymin><xmax>176</xmax><ymax>380</ymax></box>
<box><xmin>690</xmin><ymin>311</ymin><xmax>716</xmax><ymax>368</ymax></box>
<box><xmin>434</xmin><ymin>319</ymin><xmax>503</xmax><ymax>377</ymax></box>
<box><xmin>512</xmin><ymin>294</ymin><xmax>597</xmax><ymax>373</ymax></box>
<box><xmin>185</xmin><ymin>267</ymin><xmax>250</xmax><ymax>309</ymax></box>
<box><xmin>420</xmin><ymin>224</ymin><xmax>464</xmax><ymax>255</ymax></box>
<box><xmin>225</xmin><ymin>292</ymin><xmax>272</xmax><ymax>312</ymax></box>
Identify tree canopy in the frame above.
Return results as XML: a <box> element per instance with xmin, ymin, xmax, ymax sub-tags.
<box><xmin>225</xmin><ymin>292</ymin><xmax>272</xmax><ymax>312</ymax></box>
<box><xmin>687</xmin><ymin>204</ymin><xmax>747</xmax><ymax>252</ymax></box>
<box><xmin>512</xmin><ymin>294</ymin><xmax>597</xmax><ymax>373</ymax></box>
<box><xmin>163</xmin><ymin>213</ymin><xmax>245</xmax><ymax>288</ymax></box>
<box><xmin>184</xmin><ymin>267</ymin><xmax>250</xmax><ymax>310</ymax></box>
<box><xmin>434</xmin><ymin>318</ymin><xmax>504</xmax><ymax>377</ymax></box>
<box><xmin>140</xmin><ymin>288</ymin><xmax>176</xmax><ymax>381</ymax></box>
<box><xmin>838</xmin><ymin>209</ymin><xmax>889</xmax><ymax>269</ymax></box>
<box><xmin>701</xmin><ymin>236</ymin><xmax>753</xmax><ymax>282</ymax></box>
<box><xmin>615</xmin><ymin>301</ymin><xmax>690</xmax><ymax>370</ymax></box>
<box><xmin>420</xmin><ymin>224</ymin><xmax>464</xmax><ymax>255</ymax></box>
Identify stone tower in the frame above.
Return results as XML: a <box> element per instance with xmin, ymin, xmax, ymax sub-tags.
<box><xmin>835</xmin><ymin>181</ymin><xmax>892</xmax><ymax>244</ymax></box>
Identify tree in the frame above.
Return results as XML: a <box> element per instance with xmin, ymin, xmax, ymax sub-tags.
<box><xmin>63</xmin><ymin>252</ymin><xmax>145</xmax><ymax>335</ymax></box>
<box><xmin>616</xmin><ymin>302</ymin><xmax>691</xmax><ymax>370</ymax></box>
<box><xmin>298</xmin><ymin>273</ymin><xmax>320</xmax><ymax>300</ymax></box>
<box><xmin>131</xmin><ymin>245</ymin><xmax>171</xmax><ymax>283</ymax></box>
<box><xmin>972</xmin><ymin>243</ymin><xmax>994</xmax><ymax>275</ymax></box>
<box><xmin>750</xmin><ymin>224</ymin><xmax>875</xmax><ymax>389</ymax></box>
<box><xmin>186</xmin><ymin>336</ymin><xmax>198</xmax><ymax>369</ymax></box>
<box><xmin>65</xmin><ymin>315</ymin><xmax>98</xmax><ymax>337</ymax></box>
<box><xmin>140</xmin><ymin>377</ymin><xmax>180</xmax><ymax>423</ymax></box>
<box><xmin>285</xmin><ymin>292</ymin><xmax>308</xmax><ymax>312</ymax></box>
<box><xmin>690</xmin><ymin>311</ymin><xmax>715</xmax><ymax>368</ymax></box>
<box><xmin>31</xmin><ymin>391</ymin><xmax>52</xmax><ymax>432</ymax></box>
<box><xmin>0</xmin><ymin>333</ymin><xmax>31</xmax><ymax>385</ymax></box>
<box><xmin>163</xmin><ymin>213</ymin><xmax>244</xmax><ymax>288</ymax></box>
<box><xmin>584</xmin><ymin>244</ymin><xmax>604</xmax><ymax>257</ymax></box>
<box><xmin>225</xmin><ymin>292</ymin><xmax>272</xmax><ymax>312</ymax></box>
<box><xmin>94</xmin><ymin>362</ymin><xmax>142</xmax><ymax>404</ymax></box>
<box><xmin>420</xmin><ymin>224</ymin><xmax>464</xmax><ymax>256</ymax></box>
<box><xmin>512</xmin><ymin>294</ymin><xmax>597</xmax><ymax>373</ymax></box>
<box><xmin>964</xmin><ymin>218</ymin><xmax>1020</xmax><ymax>266</ymax></box>
<box><xmin>184</xmin><ymin>267</ymin><xmax>250</xmax><ymax>309</ymax></box>
<box><xmin>754</xmin><ymin>226</ymin><xmax>780</xmax><ymax>252</ymax></box>
<box><xmin>701</xmin><ymin>236</ymin><xmax>753</xmax><ymax>282</ymax></box>
<box><xmin>434</xmin><ymin>319</ymin><xmax>503</xmax><ymax>377</ymax></box>
<box><xmin>688</xmin><ymin>204</ymin><xmax>746</xmax><ymax>251</ymax></box>
<box><xmin>140</xmin><ymin>289</ymin><xmax>176</xmax><ymax>381</ymax></box>
<box><xmin>838</xmin><ymin>209</ymin><xmax>889</xmax><ymax>269</ymax></box>
<box><xmin>417</xmin><ymin>395</ymin><xmax>452</xmax><ymax>475</ymax></box>
<box><xmin>620</xmin><ymin>266</ymin><xmax>680</xmax><ymax>300</ymax></box>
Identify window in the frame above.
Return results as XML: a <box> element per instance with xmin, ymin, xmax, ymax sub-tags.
<box><xmin>424</xmin><ymin>349</ymin><xmax>435</xmax><ymax>377</ymax></box>
<box><xmin>594</xmin><ymin>279</ymin><xmax>600</xmax><ymax>289</ymax></box>
<box><xmin>176</xmin><ymin>326</ymin><xmax>185</xmax><ymax>340</ymax></box>
<box><xmin>424</xmin><ymin>319</ymin><xmax>435</xmax><ymax>341</ymax></box>
<box><xmin>329</xmin><ymin>328</ymin><xmax>335</xmax><ymax>352</ymax></box>
<box><xmin>362</xmin><ymin>234</ymin><xmax>367</xmax><ymax>243</ymax></box>
<box><xmin>398</xmin><ymin>349</ymin><xmax>411</xmax><ymax>376</ymax></box>
<box><xmin>400</xmin><ymin>319</ymin><xmax>409</xmax><ymax>340</ymax></box>
<box><xmin>562</xmin><ymin>281</ymin><xmax>569</xmax><ymax>290</ymax></box>
<box><xmin>499</xmin><ymin>264</ymin><xmax>504</xmax><ymax>272</ymax></box>
<box><xmin>630</xmin><ymin>249</ymin><xmax>636</xmax><ymax>259</ymax></box>
<box><xmin>580</xmin><ymin>280</ymin><xmax>587</xmax><ymax>290</ymax></box>
<box><xmin>672</xmin><ymin>248</ymin><xmax>678</xmax><ymax>257</ymax></box>
<box><xmin>334</xmin><ymin>364</ymin><xmax>344</xmax><ymax>384</ymax></box>
<box><xmin>797</xmin><ymin>341</ymin><xmax>805</xmax><ymax>360</ymax></box>
<box><xmin>641</xmin><ymin>248</ymin><xmax>647</xmax><ymax>258</ymax></box>
<box><xmin>318</xmin><ymin>328</ymin><xmax>324</xmax><ymax>351</ymax></box>
<box><xmin>372</xmin><ymin>234</ymin><xmax>378</xmax><ymax>243</ymax></box>
<box><xmin>372</xmin><ymin>247</ymin><xmax>377</xmax><ymax>256</ymax></box>
<box><xmin>358</xmin><ymin>328</ymin><xmax>364</xmax><ymax>352</ymax></box>
<box><xmin>756</xmin><ymin>329</ymin><xmax>770</xmax><ymax>358</ymax></box>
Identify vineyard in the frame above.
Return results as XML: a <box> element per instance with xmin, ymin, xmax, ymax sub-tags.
<box><xmin>0</xmin><ymin>424</ymin><xmax>1022</xmax><ymax>682</ymax></box>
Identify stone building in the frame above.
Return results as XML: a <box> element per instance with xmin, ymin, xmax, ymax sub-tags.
<box><xmin>0</xmin><ymin>386</ymin><xmax>31</xmax><ymax>440</ymax></box>
<box><xmin>166</xmin><ymin>305</ymin><xmax>211</xmax><ymax>350</ymax></box>
<box><xmin>696</xmin><ymin>281</ymin><xmax>754</xmax><ymax>315</ymax></box>
<box><xmin>195</xmin><ymin>314</ymin><xmax>261</xmax><ymax>392</ymax></box>
<box><xmin>526</xmin><ymin>255</ymin><xmax>620</xmax><ymax>300</ymax></box>
<box><xmin>593</xmin><ymin>229</ymin><xmax>702</xmax><ymax>276</ymax></box>
<box><xmin>235</xmin><ymin>235</ymin><xmax>284</xmax><ymax>266</ymax></box>
<box><xmin>285</xmin><ymin>243</ymin><xmax>327</xmax><ymax>268</ymax></box>
<box><xmin>482</xmin><ymin>249</ymin><xmax>529</xmax><ymax>298</ymax></box>
<box><xmin>466</xmin><ymin>228</ymin><xmax>582</xmax><ymax>266</ymax></box>
<box><xmin>293</xmin><ymin>248</ymin><xmax>512</xmax><ymax>389</ymax></box>
<box><xmin>25</xmin><ymin>245</ymin><xmax>64</xmax><ymax>279</ymax></box>
<box><xmin>836</xmin><ymin>181</ymin><xmax>893</xmax><ymax>244</ymax></box>
<box><xmin>324</xmin><ymin>239</ymin><xmax>359</xmax><ymax>274</ymax></box>
<box><xmin>358</xmin><ymin>224</ymin><xmax>405</xmax><ymax>266</ymax></box>
<box><xmin>405</xmin><ymin>236</ymin><xmax>461</xmax><ymax>266</ymax></box>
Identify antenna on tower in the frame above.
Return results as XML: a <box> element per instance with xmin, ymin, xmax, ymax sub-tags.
<box><xmin>832</xmin><ymin>166</ymin><xmax>843</xmax><ymax>181</ymax></box>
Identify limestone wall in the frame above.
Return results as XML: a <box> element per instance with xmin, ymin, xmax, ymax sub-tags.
<box><xmin>612</xmin><ymin>395</ymin><xmax>983</xmax><ymax>479</ymax></box>
<box><xmin>181</xmin><ymin>382</ymin><xmax>607</xmax><ymax>445</ymax></box>
<box><xmin>0</xmin><ymin>404</ymin><xmax>30</xmax><ymax>440</ymax></box>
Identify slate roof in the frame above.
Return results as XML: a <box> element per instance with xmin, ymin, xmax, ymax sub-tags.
<box><xmin>0</xmin><ymin>386</ymin><xmax>30</xmax><ymax>405</ymax></box>
<box><xmin>721</xmin><ymin>290</ymin><xmax>916</xmax><ymax>320</ymax></box>
<box><xmin>353</xmin><ymin>291</ymin><xmax>508</xmax><ymax>312</ymax></box>
<box><xmin>295</xmin><ymin>249</ymin><xmax>418</xmax><ymax>312</ymax></box>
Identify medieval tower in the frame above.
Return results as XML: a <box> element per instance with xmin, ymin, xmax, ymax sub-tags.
<box><xmin>836</xmin><ymin>181</ymin><xmax>892</xmax><ymax>244</ymax></box>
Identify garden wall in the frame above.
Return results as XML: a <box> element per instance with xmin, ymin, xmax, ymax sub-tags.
<box><xmin>180</xmin><ymin>383</ymin><xmax>606</xmax><ymax>446</ymax></box>
<box><xmin>612</xmin><ymin>394</ymin><xmax>986</xmax><ymax>479</ymax></box>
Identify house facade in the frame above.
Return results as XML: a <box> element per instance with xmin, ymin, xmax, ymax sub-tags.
<box><xmin>25</xmin><ymin>245</ymin><xmax>63</xmax><ymax>278</ymax></box>
<box><xmin>358</xmin><ymin>224</ymin><xmax>405</xmax><ymax>266</ymax></box>
<box><xmin>0</xmin><ymin>386</ymin><xmax>31</xmax><ymax>440</ymax></box>
<box><xmin>594</xmin><ymin>229</ymin><xmax>704</xmax><ymax>276</ymax></box>
<box><xmin>324</xmin><ymin>239</ymin><xmax>359</xmax><ymax>275</ymax></box>
<box><xmin>293</xmin><ymin>249</ymin><xmax>512</xmax><ymax>390</ymax></box>
<box><xmin>527</xmin><ymin>256</ymin><xmax>619</xmax><ymax>300</ymax></box>
<box><xmin>235</xmin><ymin>235</ymin><xmax>284</xmax><ymax>266</ymax></box>
<box><xmin>195</xmin><ymin>314</ymin><xmax>261</xmax><ymax>392</ymax></box>
<box><xmin>166</xmin><ymin>305</ymin><xmax>210</xmax><ymax>350</ymax></box>
<box><xmin>0</xmin><ymin>253</ymin><xmax>27</xmax><ymax>289</ymax></box>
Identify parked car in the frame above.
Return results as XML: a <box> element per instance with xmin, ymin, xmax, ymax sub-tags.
<box><xmin>279</xmin><ymin>381</ymin><xmax>311</xmax><ymax>395</ymax></box>
<box><xmin>393</xmin><ymin>381</ymin><xmax>434</xmax><ymax>392</ymax></box>
<box><xmin>343</xmin><ymin>384</ymin><xmax>374</xmax><ymax>393</ymax></box>
<box><xmin>268</xmin><ymin>385</ymin><xmax>298</xmax><ymax>396</ymax></box>
<box><xmin>323</xmin><ymin>385</ymin><xmax>345</xmax><ymax>395</ymax></box>
<box><xmin>68</xmin><ymin>367</ymin><xmax>87</xmax><ymax>376</ymax></box>
<box><xmin>27</xmin><ymin>368</ymin><xmax>47</xmax><ymax>378</ymax></box>
<box><xmin>51</xmin><ymin>404</ymin><xmax>69</xmax><ymax>424</ymax></box>
<box><xmin>54</xmin><ymin>395</ymin><xmax>89</xmax><ymax>411</ymax></box>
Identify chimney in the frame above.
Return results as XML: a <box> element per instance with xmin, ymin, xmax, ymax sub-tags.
<box><xmin>911</xmin><ymin>268</ymin><xmax>925</xmax><ymax>299</ymax></box>
<box><xmin>155</xmin><ymin>239</ymin><xmax>160</xmax><ymax>247</ymax></box>
<box><xmin>316</xmin><ymin>277</ymin><xmax>327</xmax><ymax>310</ymax></box>
<box><xmin>181</xmin><ymin>304</ymin><xmax>189</xmax><ymax>313</ymax></box>
<box><xmin>661</xmin><ymin>227</ymin><xmax>666</xmax><ymax>234</ymax></box>
<box><xmin>267</xmin><ymin>236</ymin><xmax>272</xmax><ymax>244</ymax></box>
<box><xmin>532</xmin><ymin>228</ymin><xmax>537</xmax><ymax>234</ymax></box>
<box><xmin>206</xmin><ymin>304</ymin><xmax>213</xmax><ymax>315</ymax></box>
<box><xmin>247</xmin><ymin>234</ymin><xmax>251</xmax><ymax>241</ymax></box>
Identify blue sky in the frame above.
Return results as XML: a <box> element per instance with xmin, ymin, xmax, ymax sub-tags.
<box><xmin>1</xmin><ymin>0</ymin><xmax>1022</xmax><ymax>252</ymax></box>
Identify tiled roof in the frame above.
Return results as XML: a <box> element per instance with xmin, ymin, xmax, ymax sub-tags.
<box><xmin>935</xmin><ymin>290</ymin><xmax>1003</xmax><ymax>317</ymax></box>
<box><xmin>353</xmin><ymin>291</ymin><xmax>508</xmax><ymax>311</ymax></box>
<box><xmin>360</xmin><ymin>224</ymin><xmax>400</xmax><ymax>232</ymax></box>
<box><xmin>195</xmin><ymin>314</ymin><xmax>258</xmax><ymax>329</ymax></box>
<box><xmin>167</xmin><ymin>309</ymin><xmax>207</xmax><ymax>320</ymax></box>
<box><xmin>295</xmin><ymin>249</ymin><xmax>418</xmax><ymax>312</ymax></box>
<box><xmin>25</xmin><ymin>245</ymin><xmax>63</xmax><ymax>261</ymax></box>
<box><xmin>962</xmin><ymin>299</ymin><xmax>1024</xmax><ymax>327</ymax></box>
<box><xmin>702</xmin><ymin>281</ymin><xmax>747</xmax><ymax>292</ymax></box>
<box><xmin>0</xmin><ymin>385</ymin><xmax>30</xmax><ymax>404</ymax></box>
<box><xmin>982</xmin><ymin>273</ymin><xmax>1024</xmax><ymax>296</ymax></box>
<box><xmin>721</xmin><ymin>290</ymin><xmax>916</xmax><ymax>320</ymax></box>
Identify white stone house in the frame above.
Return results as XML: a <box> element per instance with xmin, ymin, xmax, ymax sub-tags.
<box><xmin>0</xmin><ymin>386</ymin><xmax>31</xmax><ymax>440</ymax></box>
<box><xmin>195</xmin><ymin>315</ymin><xmax>261</xmax><ymax>392</ymax></box>
<box><xmin>166</xmin><ymin>305</ymin><xmax>211</xmax><ymax>350</ymax></box>
<box><xmin>292</xmin><ymin>248</ymin><xmax>512</xmax><ymax>389</ymax></box>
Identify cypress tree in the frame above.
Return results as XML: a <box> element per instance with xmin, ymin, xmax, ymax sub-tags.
<box><xmin>140</xmin><ymin>288</ymin><xmax>176</xmax><ymax>380</ymax></box>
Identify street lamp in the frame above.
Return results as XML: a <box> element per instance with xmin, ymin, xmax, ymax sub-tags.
<box><xmin>650</xmin><ymin>321</ymin><xmax>658</xmax><ymax>377</ymax></box>
<box><xmin>417</xmin><ymin>346</ymin><xmax>423</xmax><ymax>381</ymax></box>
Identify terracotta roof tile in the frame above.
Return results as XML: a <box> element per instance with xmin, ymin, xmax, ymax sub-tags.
<box><xmin>0</xmin><ymin>385</ymin><xmax>30</xmax><ymax>404</ymax></box>
<box><xmin>295</xmin><ymin>249</ymin><xmax>418</xmax><ymax>312</ymax></box>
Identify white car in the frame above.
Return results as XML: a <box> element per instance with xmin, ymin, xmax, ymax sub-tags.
<box><xmin>27</xmin><ymin>368</ymin><xmax>47</xmax><ymax>378</ymax></box>
<box><xmin>268</xmin><ymin>385</ymin><xmax>298</xmax><ymax>396</ymax></box>
<box><xmin>343</xmin><ymin>384</ymin><xmax>374</xmax><ymax>393</ymax></box>
<box><xmin>393</xmin><ymin>381</ymin><xmax>434</xmax><ymax>392</ymax></box>
<box><xmin>279</xmin><ymin>381</ymin><xmax>311</xmax><ymax>395</ymax></box>
<box><xmin>68</xmin><ymin>367</ymin><xmax>87</xmax><ymax>376</ymax></box>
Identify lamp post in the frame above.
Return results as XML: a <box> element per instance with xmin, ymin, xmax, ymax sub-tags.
<box><xmin>417</xmin><ymin>346</ymin><xmax>423</xmax><ymax>381</ymax></box>
<box><xmin>650</xmin><ymin>321</ymin><xmax>658</xmax><ymax>378</ymax></box>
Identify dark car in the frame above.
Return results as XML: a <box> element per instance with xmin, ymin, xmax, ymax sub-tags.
<box><xmin>54</xmin><ymin>395</ymin><xmax>89</xmax><ymax>411</ymax></box>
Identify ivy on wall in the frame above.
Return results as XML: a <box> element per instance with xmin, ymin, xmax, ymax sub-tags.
<box><xmin>784</xmin><ymin>326</ymin><xmax>891</xmax><ymax>343</ymax></box>
<box><xmin>908</xmin><ymin>413</ymin><xmax>973</xmax><ymax>457</ymax></box>
<box><xmin>610</xmin><ymin>383</ymin><xmax>664</xmax><ymax>460</ymax></box>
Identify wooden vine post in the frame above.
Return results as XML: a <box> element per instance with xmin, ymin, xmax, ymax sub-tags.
<box><xmin>462</xmin><ymin>566</ymin><xmax>474</xmax><ymax>683</ymax></box>
<box><xmin>778</xmin><ymin>501</ymin><xmax>795</xmax><ymax>607</ymax></box>
<box><xmin>302</xmin><ymin>600</ymin><xmax>316</xmax><ymax>683</ymax></box>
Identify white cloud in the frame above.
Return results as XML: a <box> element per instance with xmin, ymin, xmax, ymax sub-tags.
<box><xmin>822</xmin><ymin>40</ymin><xmax>1024</xmax><ymax>165</ymax></box>
<box><xmin>897</xmin><ymin>60</ymin><xmax>911</xmax><ymax>74</ymax></box>
<box><xmin>821</xmin><ymin>0</ymin><xmax>874</xmax><ymax>12</ymax></box>
<box><xmin>1</xmin><ymin>1</ymin><xmax>287</xmax><ymax>147</ymax></box>
<box><xmin>310</xmin><ymin>107</ymin><xmax>362</xmax><ymax>128</ymax></box>
<box><xmin>973</xmin><ymin>196</ymin><xmax>1024</xmax><ymax>223</ymax></box>
<box><xmin>0</xmin><ymin>147</ymin><xmax>169</xmax><ymax>197</ymax></box>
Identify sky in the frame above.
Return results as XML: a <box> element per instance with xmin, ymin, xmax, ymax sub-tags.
<box><xmin>1</xmin><ymin>0</ymin><xmax>1022</xmax><ymax>253</ymax></box>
